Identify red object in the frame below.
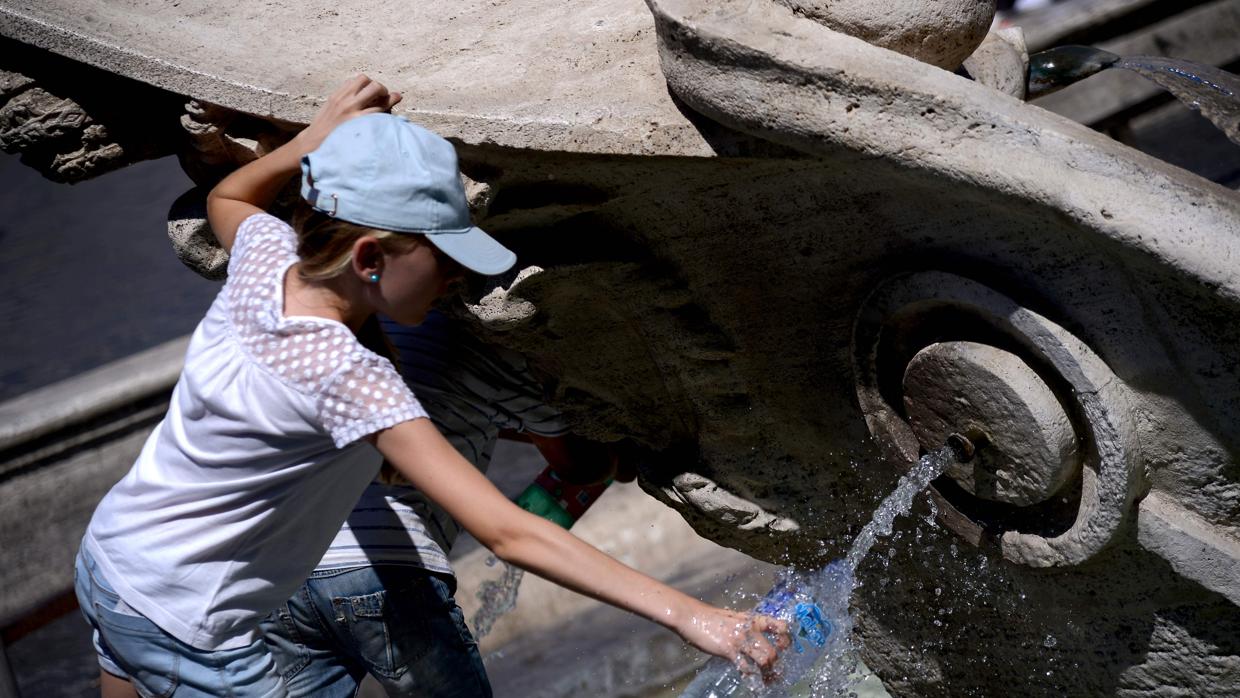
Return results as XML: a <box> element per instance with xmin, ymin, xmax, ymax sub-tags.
<box><xmin>533</xmin><ymin>466</ymin><xmax>610</xmax><ymax>521</ymax></box>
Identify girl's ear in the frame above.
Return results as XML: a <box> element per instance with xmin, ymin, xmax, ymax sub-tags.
<box><xmin>351</xmin><ymin>236</ymin><xmax>384</xmax><ymax>281</ymax></box>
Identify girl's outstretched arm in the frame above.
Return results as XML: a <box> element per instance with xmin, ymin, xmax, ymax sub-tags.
<box><xmin>375</xmin><ymin>419</ymin><xmax>790</xmax><ymax>675</ymax></box>
<box><xmin>206</xmin><ymin>75</ymin><xmax>402</xmax><ymax>252</ymax></box>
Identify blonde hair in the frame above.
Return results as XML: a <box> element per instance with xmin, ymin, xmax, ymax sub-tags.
<box><xmin>291</xmin><ymin>202</ymin><xmax>423</xmax><ymax>282</ymax></box>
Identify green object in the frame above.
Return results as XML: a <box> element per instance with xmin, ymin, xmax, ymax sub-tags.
<box><xmin>516</xmin><ymin>484</ymin><xmax>576</xmax><ymax>529</ymax></box>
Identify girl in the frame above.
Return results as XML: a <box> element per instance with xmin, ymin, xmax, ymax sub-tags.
<box><xmin>75</xmin><ymin>75</ymin><xmax>787</xmax><ymax>697</ymax></box>
<box><xmin>263</xmin><ymin>309</ymin><xmax>622</xmax><ymax>697</ymax></box>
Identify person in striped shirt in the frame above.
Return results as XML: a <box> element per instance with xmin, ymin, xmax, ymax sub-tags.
<box><xmin>261</xmin><ymin>310</ymin><xmax>630</xmax><ymax>697</ymax></box>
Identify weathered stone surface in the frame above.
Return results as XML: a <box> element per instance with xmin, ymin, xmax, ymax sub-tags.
<box><xmin>772</xmin><ymin>0</ymin><xmax>995</xmax><ymax>69</ymax></box>
<box><xmin>0</xmin><ymin>66</ymin><xmax>32</xmax><ymax>94</ymax></box>
<box><xmin>0</xmin><ymin>85</ymin><xmax>127</xmax><ymax>181</ymax></box>
<box><xmin>0</xmin><ymin>0</ymin><xmax>711</xmax><ymax>158</ymax></box>
<box><xmin>178</xmin><ymin>100</ymin><xmax>260</xmax><ymax>185</ymax></box>
<box><xmin>167</xmin><ymin>188</ymin><xmax>229</xmax><ymax>280</ymax></box>
<box><xmin>1138</xmin><ymin>492</ymin><xmax>1240</xmax><ymax>607</ymax></box>
<box><xmin>853</xmin><ymin>273</ymin><xmax>1146</xmax><ymax>569</ymax></box>
<box><xmin>962</xmin><ymin>27</ymin><xmax>1030</xmax><ymax>98</ymax></box>
<box><xmin>903</xmin><ymin>341</ymin><xmax>1079</xmax><ymax>508</ymax></box>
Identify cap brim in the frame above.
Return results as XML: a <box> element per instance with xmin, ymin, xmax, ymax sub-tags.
<box><xmin>424</xmin><ymin>226</ymin><xmax>517</xmax><ymax>276</ymax></box>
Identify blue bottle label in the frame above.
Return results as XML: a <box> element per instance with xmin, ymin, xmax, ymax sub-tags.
<box><xmin>792</xmin><ymin>602</ymin><xmax>831</xmax><ymax>653</ymax></box>
<box><xmin>755</xmin><ymin>579</ymin><xmax>795</xmax><ymax>616</ymax></box>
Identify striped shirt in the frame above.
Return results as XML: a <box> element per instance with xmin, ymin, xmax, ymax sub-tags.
<box><xmin>316</xmin><ymin>311</ymin><xmax>567</xmax><ymax>575</ymax></box>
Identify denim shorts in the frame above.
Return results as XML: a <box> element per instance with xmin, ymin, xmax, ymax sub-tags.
<box><xmin>260</xmin><ymin>565</ymin><xmax>491</xmax><ymax>698</ymax></box>
<box><xmin>74</xmin><ymin>546</ymin><xmax>286</xmax><ymax>697</ymax></box>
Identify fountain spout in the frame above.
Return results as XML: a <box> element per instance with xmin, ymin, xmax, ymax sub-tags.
<box><xmin>946</xmin><ymin>432</ymin><xmax>977</xmax><ymax>464</ymax></box>
<box><xmin>1027</xmin><ymin>45</ymin><xmax>1240</xmax><ymax>145</ymax></box>
<box><xmin>1027</xmin><ymin>45</ymin><xmax>1120</xmax><ymax>98</ymax></box>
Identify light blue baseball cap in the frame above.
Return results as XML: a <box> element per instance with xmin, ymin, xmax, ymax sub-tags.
<box><xmin>300</xmin><ymin>113</ymin><xmax>516</xmax><ymax>276</ymax></box>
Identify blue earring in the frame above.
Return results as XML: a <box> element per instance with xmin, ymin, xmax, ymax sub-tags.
<box><xmin>369</xmin><ymin>273</ymin><xmax>380</xmax><ymax>283</ymax></box>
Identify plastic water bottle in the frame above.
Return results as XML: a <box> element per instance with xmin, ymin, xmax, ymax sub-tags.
<box><xmin>681</xmin><ymin>564</ymin><xmax>842</xmax><ymax>697</ymax></box>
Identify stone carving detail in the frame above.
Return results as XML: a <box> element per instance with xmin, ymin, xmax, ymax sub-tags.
<box><xmin>178</xmin><ymin>100</ymin><xmax>264</xmax><ymax>186</ymax></box>
<box><xmin>771</xmin><ymin>0</ymin><xmax>994</xmax><ymax>68</ymax></box>
<box><xmin>658</xmin><ymin>471</ymin><xmax>800</xmax><ymax>534</ymax></box>
<box><xmin>962</xmin><ymin>27</ymin><xmax>1030</xmax><ymax>99</ymax></box>
<box><xmin>466</xmin><ymin>265</ymin><xmax>544</xmax><ymax>330</ymax></box>
<box><xmin>903</xmin><ymin>341</ymin><xmax>1079</xmax><ymax>508</ymax></box>
<box><xmin>0</xmin><ymin>51</ymin><xmax>176</xmax><ymax>182</ymax></box>
<box><xmin>641</xmin><ymin>0</ymin><xmax>1239</xmax><ymax>693</ymax></box>
<box><xmin>0</xmin><ymin>67</ymin><xmax>34</xmax><ymax>95</ymax></box>
<box><xmin>167</xmin><ymin>187</ymin><xmax>230</xmax><ymax>281</ymax></box>
<box><xmin>853</xmin><ymin>272</ymin><xmax>1145</xmax><ymax>568</ymax></box>
<box><xmin>0</xmin><ymin>76</ymin><xmax>128</xmax><ymax>181</ymax></box>
<box><xmin>163</xmin><ymin>100</ymin><xmax>271</xmax><ymax>280</ymax></box>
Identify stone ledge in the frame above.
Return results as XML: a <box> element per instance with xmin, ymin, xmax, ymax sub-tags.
<box><xmin>0</xmin><ymin>336</ymin><xmax>186</xmax><ymax>461</ymax></box>
<box><xmin>1138</xmin><ymin>491</ymin><xmax>1240</xmax><ymax>607</ymax></box>
<box><xmin>0</xmin><ymin>338</ymin><xmax>187</xmax><ymax>628</ymax></box>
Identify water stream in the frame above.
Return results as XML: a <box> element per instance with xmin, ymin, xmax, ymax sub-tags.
<box><xmin>841</xmin><ymin>448</ymin><xmax>954</xmax><ymax>577</ymax></box>
<box><xmin>470</xmin><ymin>448</ymin><xmax>954</xmax><ymax>693</ymax></box>
<box><xmin>1113</xmin><ymin>56</ymin><xmax>1240</xmax><ymax>146</ymax></box>
<box><xmin>790</xmin><ymin>447</ymin><xmax>955</xmax><ymax>697</ymax></box>
<box><xmin>682</xmin><ymin>448</ymin><xmax>955</xmax><ymax>697</ymax></box>
<box><xmin>1027</xmin><ymin>46</ymin><xmax>1240</xmax><ymax>147</ymax></box>
<box><xmin>472</xmin><ymin>557</ymin><xmax>524</xmax><ymax>640</ymax></box>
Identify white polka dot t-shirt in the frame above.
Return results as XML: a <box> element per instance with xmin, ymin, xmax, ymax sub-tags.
<box><xmin>225</xmin><ymin>213</ymin><xmax>424</xmax><ymax>446</ymax></box>
<box><xmin>83</xmin><ymin>212</ymin><xmax>428</xmax><ymax>651</ymax></box>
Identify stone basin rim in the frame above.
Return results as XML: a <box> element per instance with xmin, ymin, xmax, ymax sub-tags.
<box><xmin>5</xmin><ymin>0</ymin><xmax>1240</xmax><ymax>301</ymax></box>
<box><xmin>0</xmin><ymin>3</ymin><xmax>717</xmax><ymax>158</ymax></box>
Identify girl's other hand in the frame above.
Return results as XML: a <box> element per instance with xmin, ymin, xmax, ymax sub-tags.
<box><xmin>205</xmin><ymin>74</ymin><xmax>403</xmax><ymax>251</ymax></box>
<box><xmin>295</xmin><ymin>74</ymin><xmax>404</xmax><ymax>154</ymax></box>
<box><xmin>677</xmin><ymin>603</ymin><xmax>790</xmax><ymax>682</ymax></box>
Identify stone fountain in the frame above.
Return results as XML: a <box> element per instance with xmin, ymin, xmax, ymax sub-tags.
<box><xmin>1</xmin><ymin>0</ymin><xmax>1238</xmax><ymax>695</ymax></box>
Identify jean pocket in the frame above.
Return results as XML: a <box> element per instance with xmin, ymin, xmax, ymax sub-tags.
<box><xmin>94</xmin><ymin>603</ymin><xmax>180</xmax><ymax>697</ymax></box>
<box><xmin>337</xmin><ymin>584</ymin><xmax>442</xmax><ymax>680</ymax></box>
<box><xmin>333</xmin><ymin>590</ymin><xmax>398</xmax><ymax>678</ymax></box>
<box><xmin>260</xmin><ymin>606</ymin><xmax>311</xmax><ymax>680</ymax></box>
<box><xmin>95</xmin><ymin>598</ymin><xmax>163</xmax><ymax>636</ymax></box>
<box><xmin>82</xmin><ymin>555</ymin><xmax>122</xmax><ymax>604</ymax></box>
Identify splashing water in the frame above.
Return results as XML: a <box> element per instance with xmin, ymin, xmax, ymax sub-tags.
<box><xmin>683</xmin><ymin>448</ymin><xmax>955</xmax><ymax>697</ymax></box>
<box><xmin>842</xmin><ymin>448</ymin><xmax>954</xmax><ymax>577</ymax></box>
<box><xmin>471</xmin><ymin>448</ymin><xmax>955</xmax><ymax>692</ymax></box>
<box><xmin>800</xmin><ymin>447</ymin><xmax>955</xmax><ymax>697</ymax></box>
<box><xmin>472</xmin><ymin>559</ymin><xmax>525</xmax><ymax>640</ymax></box>
<box><xmin>1114</xmin><ymin>56</ymin><xmax>1240</xmax><ymax>146</ymax></box>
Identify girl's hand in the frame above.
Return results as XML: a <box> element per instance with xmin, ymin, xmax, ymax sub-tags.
<box><xmin>206</xmin><ymin>74</ymin><xmax>403</xmax><ymax>251</ymax></box>
<box><xmin>293</xmin><ymin>74</ymin><xmax>403</xmax><ymax>155</ymax></box>
<box><xmin>377</xmin><ymin>420</ymin><xmax>792</xmax><ymax>684</ymax></box>
<box><xmin>677</xmin><ymin>602</ymin><xmax>791</xmax><ymax>682</ymax></box>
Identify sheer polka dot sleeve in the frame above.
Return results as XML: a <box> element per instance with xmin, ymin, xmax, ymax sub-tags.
<box><xmin>229</xmin><ymin>213</ymin><xmax>297</xmax><ymax>274</ymax></box>
<box><xmin>319</xmin><ymin>357</ymin><xmax>429</xmax><ymax>447</ymax></box>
